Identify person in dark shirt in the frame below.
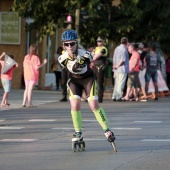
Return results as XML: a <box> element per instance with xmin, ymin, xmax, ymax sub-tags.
<box><xmin>144</xmin><ymin>44</ymin><xmax>161</xmax><ymax>100</ymax></box>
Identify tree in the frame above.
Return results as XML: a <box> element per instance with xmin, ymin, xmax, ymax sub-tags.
<box><xmin>114</xmin><ymin>0</ymin><xmax>170</xmax><ymax>52</ymax></box>
<box><xmin>12</xmin><ymin>0</ymin><xmax>68</xmax><ymax>41</ymax></box>
<box><xmin>12</xmin><ymin>0</ymin><xmax>170</xmax><ymax>52</ymax></box>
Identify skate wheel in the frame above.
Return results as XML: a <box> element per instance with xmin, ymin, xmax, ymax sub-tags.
<box><xmin>78</xmin><ymin>141</ymin><xmax>85</xmax><ymax>151</ymax></box>
<box><xmin>81</xmin><ymin>141</ymin><xmax>85</xmax><ymax>151</ymax></box>
<box><xmin>111</xmin><ymin>142</ymin><xmax>117</xmax><ymax>152</ymax></box>
<box><xmin>72</xmin><ymin>142</ymin><xmax>78</xmax><ymax>152</ymax></box>
<box><xmin>78</xmin><ymin>143</ymin><xmax>81</xmax><ymax>151</ymax></box>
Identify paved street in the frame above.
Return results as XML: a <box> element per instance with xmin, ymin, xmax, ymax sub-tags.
<box><xmin>0</xmin><ymin>89</ymin><xmax>170</xmax><ymax>170</ymax></box>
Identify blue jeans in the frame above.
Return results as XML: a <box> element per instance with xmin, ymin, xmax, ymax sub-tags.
<box><xmin>112</xmin><ymin>73</ymin><xmax>127</xmax><ymax>100</ymax></box>
<box><xmin>145</xmin><ymin>70</ymin><xmax>158</xmax><ymax>83</ymax></box>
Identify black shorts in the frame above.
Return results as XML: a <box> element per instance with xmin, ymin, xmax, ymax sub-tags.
<box><xmin>67</xmin><ymin>76</ymin><xmax>98</xmax><ymax>101</ymax></box>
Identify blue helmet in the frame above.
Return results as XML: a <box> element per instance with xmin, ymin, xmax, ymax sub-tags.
<box><xmin>61</xmin><ymin>29</ymin><xmax>78</xmax><ymax>42</ymax></box>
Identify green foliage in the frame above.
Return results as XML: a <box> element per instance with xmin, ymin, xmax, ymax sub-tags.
<box><xmin>12</xmin><ymin>0</ymin><xmax>67</xmax><ymax>41</ymax></box>
<box><xmin>12</xmin><ymin>0</ymin><xmax>170</xmax><ymax>52</ymax></box>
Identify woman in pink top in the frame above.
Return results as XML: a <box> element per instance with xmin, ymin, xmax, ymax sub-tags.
<box><xmin>0</xmin><ymin>52</ymin><xmax>18</xmax><ymax>107</ymax></box>
<box><xmin>22</xmin><ymin>44</ymin><xmax>47</xmax><ymax>107</ymax></box>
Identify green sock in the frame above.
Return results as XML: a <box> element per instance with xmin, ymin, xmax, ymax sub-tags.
<box><xmin>71</xmin><ymin>110</ymin><xmax>82</xmax><ymax>132</ymax></box>
<box><xmin>93</xmin><ymin>107</ymin><xmax>109</xmax><ymax>131</ymax></box>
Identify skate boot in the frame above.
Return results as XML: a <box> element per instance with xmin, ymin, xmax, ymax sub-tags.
<box><xmin>72</xmin><ymin>131</ymin><xmax>83</xmax><ymax>142</ymax></box>
<box><xmin>104</xmin><ymin>130</ymin><xmax>116</xmax><ymax>142</ymax></box>
<box><xmin>104</xmin><ymin>130</ymin><xmax>117</xmax><ymax>152</ymax></box>
<box><xmin>72</xmin><ymin>132</ymin><xmax>85</xmax><ymax>152</ymax></box>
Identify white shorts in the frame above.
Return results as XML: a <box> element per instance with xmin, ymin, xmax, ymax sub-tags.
<box><xmin>1</xmin><ymin>79</ymin><xmax>12</xmax><ymax>92</ymax></box>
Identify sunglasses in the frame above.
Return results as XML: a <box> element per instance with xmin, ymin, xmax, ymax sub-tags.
<box><xmin>64</xmin><ymin>41</ymin><xmax>77</xmax><ymax>47</ymax></box>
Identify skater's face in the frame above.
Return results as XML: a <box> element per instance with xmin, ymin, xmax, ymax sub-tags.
<box><xmin>63</xmin><ymin>41</ymin><xmax>77</xmax><ymax>54</ymax></box>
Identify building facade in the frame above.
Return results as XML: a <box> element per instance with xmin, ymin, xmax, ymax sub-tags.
<box><xmin>0</xmin><ymin>0</ymin><xmax>63</xmax><ymax>89</ymax></box>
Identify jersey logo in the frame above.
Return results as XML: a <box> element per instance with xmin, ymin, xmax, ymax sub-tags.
<box><xmin>64</xmin><ymin>58</ymin><xmax>69</xmax><ymax>65</ymax></box>
<box><xmin>78</xmin><ymin>57</ymin><xmax>85</xmax><ymax>64</ymax></box>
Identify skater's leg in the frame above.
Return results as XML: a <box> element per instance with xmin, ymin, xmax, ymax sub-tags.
<box><xmin>93</xmin><ymin>107</ymin><xmax>109</xmax><ymax>131</ymax></box>
<box><xmin>88</xmin><ymin>99</ymin><xmax>109</xmax><ymax>131</ymax></box>
<box><xmin>71</xmin><ymin>110</ymin><xmax>83</xmax><ymax>142</ymax></box>
<box><xmin>93</xmin><ymin>106</ymin><xmax>116</xmax><ymax>142</ymax></box>
<box><xmin>71</xmin><ymin>110</ymin><xmax>82</xmax><ymax>132</ymax></box>
<box><xmin>89</xmin><ymin>99</ymin><xmax>115</xmax><ymax>141</ymax></box>
<box><xmin>70</xmin><ymin>98</ymin><xmax>83</xmax><ymax>141</ymax></box>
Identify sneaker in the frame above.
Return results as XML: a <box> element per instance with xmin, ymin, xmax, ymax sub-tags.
<box><xmin>104</xmin><ymin>130</ymin><xmax>116</xmax><ymax>142</ymax></box>
<box><xmin>140</xmin><ymin>98</ymin><xmax>147</xmax><ymax>102</ymax></box>
<box><xmin>72</xmin><ymin>132</ymin><xmax>83</xmax><ymax>142</ymax></box>
<box><xmin>154</xmin><ymin>97</ymin><xmax>158</xmax><ymax>100</ymax></box>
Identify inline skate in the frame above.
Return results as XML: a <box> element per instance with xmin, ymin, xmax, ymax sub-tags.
<box><xmin>104</xmin><ymin>130</ymin><xmax>117</xmax><ymax>152</ymax></box>
<box><xmin>72</xmin><ymin>131</ymin><xmax>85</xmax><ymax>152</ymax></box>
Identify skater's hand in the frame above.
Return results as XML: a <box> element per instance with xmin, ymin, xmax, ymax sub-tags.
<box><xmin>90</xmin><ymin>61</ymin><xmax>95</xmax><ymax>67</ymax></box>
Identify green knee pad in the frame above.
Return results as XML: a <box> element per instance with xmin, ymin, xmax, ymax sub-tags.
<box><xmin>93</xmin><ymin>107</ymin><xmax>109</xmax><ymax>131</ymax></box>
<box><xmin>71</xmin><ymin>110</ymin><xmax>82</xmax><ymax>132</ymax></box>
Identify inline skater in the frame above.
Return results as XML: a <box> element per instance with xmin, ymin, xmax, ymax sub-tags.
<box><xmin>58</xmin><ymin>29</ymin><xmax>116</xmax><ymax>151</ymax></box>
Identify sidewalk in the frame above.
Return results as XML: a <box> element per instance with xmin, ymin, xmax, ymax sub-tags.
<box><xmin>1</xmin><ymin>88</ymin><xmax>169</xmax><ymax>111</ymax></box>
<box><xmin>0</xmin><ymin>88</ymin><xmax>63</xmax><ymax>110</ymax></box>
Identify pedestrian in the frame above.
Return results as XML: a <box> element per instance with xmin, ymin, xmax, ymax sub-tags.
<box><xmin>22</xmin><ymin>44</ymin><xmax>47</xmax><ymax>107</ymax></box>
<box><xmin>112</xmin><ymin>37</ymin><xmax>129</xmax><ymax>101</ymax></box>
<box><xmin>0</xmin><ymin>52</ymin><xmax>18</xmax><ymax>107</ymax></box>
<box><xmin>138</xmin><ymin>43</ymin><xmax>144</xmax><ymax>55</ymax></box>
<box><xmin>92</xmin><ymin>36</ymin><xmax>108</xmax><ymax>103</ymax></box>
<box><xmin>122</xmin><ymin>44</ymin><xmax>140</xmax><ymax>101</ymax></box>
<box><xmin>166</xmin><ymin>55</ymin><xmax>170</xmax><ymax>90</ymax></box>
<box><xmin>60</xmin><ymin>66</ymin><xmax>70</xmax><ymax>102</ymax></box>
<box><xmin>59</xmin><ymin>48</ymin><xmax>70</xmax><ymax>102</ymax></box>
<box><xmin>143</xmin><ymin>44</ymin><xmax>161</xmax><ymax>100</ymax></box>
<box><xmin>52</xmin><ymin>47</ymin><xmax>62</xmax><ymax>90</ymax></box>
<box><xmin>58</xmin><ymin>29</ymin><xmax>116</xmax><ymax>145</ymax></box>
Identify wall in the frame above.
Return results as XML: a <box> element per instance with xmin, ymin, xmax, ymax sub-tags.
<box><xmin>0</xmin><ymin>0</ymin><xmax>26</xmax><ymax>88</ymax></box>
<box><xmin>0</xmin><ymin>0</ymin><xmax>50</xmax><ymax>89</ymax></box>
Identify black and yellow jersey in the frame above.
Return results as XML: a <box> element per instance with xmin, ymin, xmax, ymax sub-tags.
<box><xmin>94</xmin><ymin>46</ymin><xmax>108</xmax><ymax>65</ymax></box>
<box><xmin>58</xmin><ymin>49</ymin><xmax>94</xmax><ymax>78</ymax></box>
